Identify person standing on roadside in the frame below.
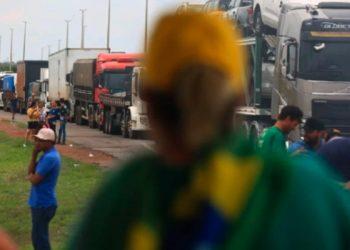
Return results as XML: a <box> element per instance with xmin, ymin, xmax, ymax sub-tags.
<box><xmin>27</xmin><ymin>128</ymin><xmax>61</xmax><ymax>250</ymax></box>
<box><xmin>289</xmin><ymin>118</ymin><xmax>325</xmax><ymax>156</ymax></box>
<box><xmin>68</xmin><ymin>12</ymin><xmax>350</xmax><ymax>250</ymax></box>
<box><xmin>10</xmin><ymin>94</ymin><xmax>18</xmax><ymax>121</ymax></box>
<box><xmin>258</xmin><ymin>105</ymin><xmax>303</xmax><ymax>154</ymax></box>
<box><xmin>24</xmin><ymin>101</ymin><xmax>40</xmax><ymax>147</ymax></box>
<box><xmin>58</xmin><ymin>100</ymin><xmax>68</xmax><ymax>145</ymax></box>
<box><xmin>46</xmin><ymin>101</ymin><xmax>60</xmax><ymax>139</ymax></box>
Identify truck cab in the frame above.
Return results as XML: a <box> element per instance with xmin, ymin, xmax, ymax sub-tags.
<box><xmin>125</xmin><ymin>67</ymin><xmax>149</xmax><ymax>138</ymax></box>
<box><xmin>273</xmin><ymin>2</ymin><xmax>350</xmax><ymax>134</ymax></box>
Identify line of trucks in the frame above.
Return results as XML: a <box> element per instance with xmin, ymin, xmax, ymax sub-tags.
<box><xmin>0</xmin><ymin>49</ymin><xmax>149</xmax><ymax>139</ymax></box>
<box><xmin>1</xmin><ymin>0</ymin><xmax>350</xmax><ymax>140</ymax></box>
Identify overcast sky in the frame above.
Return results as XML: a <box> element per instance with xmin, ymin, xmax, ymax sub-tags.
<box><xmin>0</xmin><ymin>0</ymin><xmax>205</xmax><ymax>62</ymax></box>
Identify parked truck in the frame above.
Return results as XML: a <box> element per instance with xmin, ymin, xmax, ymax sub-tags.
<box><xmin>16</xmin><ymin>61</ymin><xmax>48</xmax><ymax>113</ymax></box>
<box><xmin>48</xmin><ymin>48</ymin><xmax>109</xmax><ymax>118</ymax></box>
<box><xmin>1</xmin><ymin>74</ymin><xmax>16</xmax><ymax>111</ymax></box>
<box><xmin>28</xmin><ymin>68</ymin><xmax>49</xmax><ymax>104</ymax></box>
<box><xmin>72</xmin><ymin>53</ymin><xmax>148</xmax><ymax>138</ymax></box>
<box><xmin>237</xmin><ymin>1</ymin><xmax>350</xmax><ymax>139</ymax></box>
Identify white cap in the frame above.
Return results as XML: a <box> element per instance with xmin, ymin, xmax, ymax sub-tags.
<box><xmin>34</xmin><ymin>128</ymin><xmax>55</xmax><ymax>142</ymax></box>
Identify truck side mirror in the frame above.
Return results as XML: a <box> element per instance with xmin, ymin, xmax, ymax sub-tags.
<box><xmin>281</xmin><ymin>40</ymin><xmax>297</xmax><ymax>81</ymax></box>
<box><xmin>286</xmin><ymin>43</ymin><xmax>297</xmax><ymax>81</ymax></box>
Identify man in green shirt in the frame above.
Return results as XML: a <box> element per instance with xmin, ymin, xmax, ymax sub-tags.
<box><xmin>68</xmin><ymin>12</ymin><xmax>350</xmax><ymax>250</ymax></box>
<box><xmin>258</xmin><ymin>105</ymin><xmax>303</xmax><ymax>154</ymax></box>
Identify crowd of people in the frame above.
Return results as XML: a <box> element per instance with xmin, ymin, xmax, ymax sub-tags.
<box><xmin>259</xmin><ymin>105</ymin><xmax>350</xmax><ymax>184</ymax></box>
<box><xmin>23</xmin><ymin>98</ymin><xmax>69</xmax><ymax>147</ymax></box>
<box><xmin>1</xmin><ymin>11</ymin><xmax>350</xmax><ymax>250</ymax></box>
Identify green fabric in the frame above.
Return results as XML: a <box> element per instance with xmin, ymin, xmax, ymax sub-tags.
<box><xmin>258</xmin><ymin>126</ymin><xmax>286</xmax><ymax>154</ymax></box>
<box><xmin>67</xmin><ymin>134</ymin><xmax>350</xmax><ymax>250</ymax></box>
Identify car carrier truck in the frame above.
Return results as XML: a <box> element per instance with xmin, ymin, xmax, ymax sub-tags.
<box><xmin>237</xmin><ymin>1</ymin><xmax>350</xmax><ymax>139</ymax></box>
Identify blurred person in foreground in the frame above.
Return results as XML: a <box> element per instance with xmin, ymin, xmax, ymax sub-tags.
<box><xmin>68</xmin><ymin>12</ymin><xmax>350</xmax><ymax>250</ymax></box>
<box><xmin>289</xmin><ymin>118</ymin><xmax>325</xmax><ymax>156</ymax></box>
<box><xmin>27</xmin><ymin>128</ymin><xmax>61</xmax><ymax>250</ymax></box>
<box><xmin>258</xmin><ymin>105</ymin><xmax>303</xmax><ymax>154</ymax></box>
<box><xmin>318</xmin><ymin>133</ymin><xmax>350</xmax><ymax>183</ymax></box>
<box><xmin>324</xmin><ymin>128</ymin><xmax>342</xmax><ymax>143</ymax></box>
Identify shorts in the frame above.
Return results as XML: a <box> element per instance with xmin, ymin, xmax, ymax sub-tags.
<box><xmin>28</xmin><ymin>121</ymin><xmax>39</xmax><ymax>130</ymax></box>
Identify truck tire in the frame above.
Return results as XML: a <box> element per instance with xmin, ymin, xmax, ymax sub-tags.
<box><xmin>127</xmin><ymin>113</ymin><xmax>136</xmax><ymax>139</ymax></box>
<box><xmin>110</xmin><ymin>113</ymin><xmax>119</xmax><ymax>135</ymax></box>
<box><xmin>103</xmin><ymin>110</ymin><xmax>110</xmax><ymax>134</ymax></box>
<box><xmin>75</xmin><ymin>105</ymin><xmax>83</xmax><ymax>126</ymax></box>
<box><xmin>88</xmin><ymin>106</ymin><xmax>97</xmax><ymax>128</ymax></box>
<box><xmin>121</xmin><ymin>113</ymin><xmax>129</xmax><ymax>138</ymax></box>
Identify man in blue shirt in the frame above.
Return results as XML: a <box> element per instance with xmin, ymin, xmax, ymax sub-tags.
<box><xmin>27</xmin><ymin>128</ymin><xmax>61</xmax><ymax>250</ymax></box>
<box><xmin>46</xmin><ymin>101</ymin><xmax>60</xmax><ymax>140</ymax></box>
<box><xmin>289</xmin><ymin>118</ymin><xmax>325</xmax><ymax>156</ymax></box>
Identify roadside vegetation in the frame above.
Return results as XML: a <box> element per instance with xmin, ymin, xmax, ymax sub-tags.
<box><xmin>0</xmin><ymin>132</ymin><xmax>104</xmax><ymax>249</ymax></box>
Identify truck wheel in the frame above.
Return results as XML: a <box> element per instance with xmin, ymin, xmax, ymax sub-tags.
<box><xmin>121</xmin><ymin>113</ymin><xmax>129</xmax><ymax>138</ymax></box>
<box><xmin>127</xmin><ymin>114</ymin><xmax>136</xmax><ymax>139</ymax></box>
<box><xmin>104</xmin><ymin>110</ymin><xmax>110</xmax><ymax>134</ymax></box>
<box><xmin>75</xmin><ymin>105</ymin><xmax>83</xmax><ymax>125</ymax></box>
<box><xmin>88</xmin><ymin>107</ymin><xmax>97</xmax><ymax>128</ymax></box>
<box><xmin>109</xmin><ymin>113</ymin><xmax>117</xmax><ymax>135</ymax></box>
<box><xmin>249</xmin><ymin>121</ymin><xmax>265</xmax><ymax>142</ymax></box>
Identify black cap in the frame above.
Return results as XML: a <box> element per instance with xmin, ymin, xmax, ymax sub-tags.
<box><xmin>304</xmin><ymin>118</ymin><xmax>325</xmax><ymax>133</ymax></box>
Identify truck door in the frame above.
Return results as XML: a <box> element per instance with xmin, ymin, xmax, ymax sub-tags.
<box><xmin>279</xmin><ymin>39</ymin><xmax>298</xmax><ymax>106</ymax></box>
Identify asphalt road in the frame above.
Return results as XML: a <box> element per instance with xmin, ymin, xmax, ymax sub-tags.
<box><xmin>0</xmin><ymin>110</ymin><xmax>154</xmax><ymax>162</ymax></box>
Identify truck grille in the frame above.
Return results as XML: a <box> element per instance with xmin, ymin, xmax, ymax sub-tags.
<box><xmin>312</xmin><ymin>99</ymin><xmax>350</xmax><ymax>135</ymax></box>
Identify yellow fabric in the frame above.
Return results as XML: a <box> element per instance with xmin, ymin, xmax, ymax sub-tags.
<box><xmin>27</xmin><ymin>107</ymin><xmax>40</xmax><ymax>121</ymax></box>
<box><xmin>127</xmin><ymin>223</ymin><xmax>157</xmax><ymax>250</ymax></box>
<box><xmin>145</xmin><ymin>12</ymin><xmax>247</xmax><ymax>95</ymax></box>
<box><xmin>171</xmin><ymin>153</ymin><xmax>262</xmax><ymax>220</ymax></box>
<box><xmin>208</xmin><ymin>153</ymin><xmax>262</xmax><ymax>218</ymax></box>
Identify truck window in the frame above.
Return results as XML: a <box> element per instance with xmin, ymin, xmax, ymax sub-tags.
<box><xmin>219</xmin><ymin>0</ymin><xmax>231</xmax><ymax>10</ymax></box>
<box><xmin>103</xmin><ymin>73</ymin><xmax>131</xmax><ymax>94</ymax></box>
<box><xmin>299</xmin><ymin>41</ymin><xmax>350</xmax><ymax>81</ymax></box>
<box><xmin>240</xmin><ymin>0</ymin><xmax>252</xmax><ymax>7</ymax></box>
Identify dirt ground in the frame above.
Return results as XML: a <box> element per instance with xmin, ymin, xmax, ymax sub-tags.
<box><xmin>0</xmin><ymin>118</ymin><xmax>114</xmax><ymax>167</ymax></box>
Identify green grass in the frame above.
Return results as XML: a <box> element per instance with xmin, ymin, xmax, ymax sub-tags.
<box><xmin>0</xmin><ymin>132</ymin><xmax>104</xmax><ymax>249</ymax></box>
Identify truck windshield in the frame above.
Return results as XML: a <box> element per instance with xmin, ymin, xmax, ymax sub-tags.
<box><xmin>104</xmin><ymin>73</ymin><xmax>131</xmax><ymax>94</ymax></box>
<box><xmin>299</xmin><ymin>41</ymin><xmax>350</xmax><ymax>81</ymax></box>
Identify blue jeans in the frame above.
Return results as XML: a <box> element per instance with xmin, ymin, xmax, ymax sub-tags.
<box><xmin>58</xmin><ymin>121</ymin><xmax>66</xmax><ymax>143</ymax></box>
<box><xmin>31</xmin><ymin>206</ymin><xmax>57</xmax><ymax>250</ymax></box>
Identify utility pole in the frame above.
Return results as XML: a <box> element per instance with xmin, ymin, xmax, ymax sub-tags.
<box><xmin>0</xmin><ymin>36</ymin><xmax>2</xmax><ymax>63</ymax></box>
<box><xmin>80</xmin><ymin>9</ymin><xmax>87</xmax><ymax>48</ymax></box>
<box><xmin>41</xmin><ymin>47</ymin><xmax>44</xmax><ymax>60</ymax></box>
<box><xmin>106</xmin><ymin>0</ymin><xmax>111</xmax><ymax>49</ymax></box>
<box><xmin>9</xmin><ymin>28</ymin><xmax>13</xmax><ymax>72</ymax></box>
<box><xmin>65</xmin><ymin>19</ymin><xmax>71</xmax><ymax>49</ymax></box>
<box><xmin>58</xmin><ymin>39</ymin><xmax>61</xmax><ymax>51</ymax></box>
<box><xmin>22</xmin><ymin>21</ymin><xmax>27</xmax><ymax>60</ymax></box>
<box><xmin>144</xmin><ymin>0</ymin><xmax>149</xmax><ymax>52</ymax></box>
<box><xmin>48</xmin><ymin>45</ymin><xmax>51</xmax><ymax>59</ymax></box>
